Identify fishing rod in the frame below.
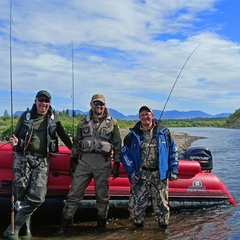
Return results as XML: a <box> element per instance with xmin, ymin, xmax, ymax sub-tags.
<box><xmin>71</xmin><ymin>40</ymin><xmax>75</xmax><ymax>137</ymax></box>
<box><xmin>70</xmin><ymin>40</ymin><xmax>75</xmax><ymax>228</ymax></box>
<box><xmin>9</xmin><ymin>0</ymin><xmax>15</xmax><ymax>234</ymax></box>
<box><xmin>159</xmin><ymin>44</ymin><xmax>201</xmax><ymax>120</ymax></box>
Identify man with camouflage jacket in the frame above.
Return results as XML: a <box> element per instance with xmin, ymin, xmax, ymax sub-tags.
<box><xmin>121</xmin><ymin>106</ymin><xmax>178</xmax><ymax>228</ymax></box>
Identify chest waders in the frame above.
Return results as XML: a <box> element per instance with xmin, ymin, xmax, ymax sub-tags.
<box><xmin>57</xmin><ymin>115</ymin><xmax>114</xmax><ymax>234</ymax></box>
<box><xmin>4</xmin><ymin>110</ymin><xmax>57</xmax><ymax>240</ymax></box>
<box><xmin>78</xmin><ymin>115</ymin><xmax>113</xmax><ymax>155</ymax></box>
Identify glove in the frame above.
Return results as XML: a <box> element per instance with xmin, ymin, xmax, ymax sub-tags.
<box><xmin>130</xmin><ymin>172</ymin><xmax>139</xmax><ymax>184</ymax></box>
<box><xmin>169</xmin><ymin>172</ymin><xmax>178</xmax><ymax>181</ymax></box>
<box><xmin>111</xmin><ymin>162</ymin><xmax>120</xmax><ymax>179</ymax></box>
<box><xmin>69</xmin><ymin>157</ymin><xmax>78</xmax><ymax>177</ymax></box>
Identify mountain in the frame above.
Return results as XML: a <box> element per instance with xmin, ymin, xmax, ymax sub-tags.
<box><xmin>108</xmin><ymin>109</ymin><xmax>126</xmax><ymax>119</ymax></box>
<box><xmin>12</xmin><ymin>109</ymin><xmax>231</xmax><ymax>120</ymax></box>
<box><xmin>157</xmin><ymin>110</ymin><xmax>213</xmax><ymax>119</ymax></box>
<box><xmin>115</xmin><ymin>109</ymin><xmax>230</xmax><ymax>120</ymax></box>
<box><xmin>13</xmin><ymin>111</ymin><xmax>25</xmax><ymax>117</ymax></box>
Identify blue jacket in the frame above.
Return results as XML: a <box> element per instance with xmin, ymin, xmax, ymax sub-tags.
<box><xmin>120</xmin><ymin>119</ymin><xmax>178</xmax><ymax>181</ymax></box>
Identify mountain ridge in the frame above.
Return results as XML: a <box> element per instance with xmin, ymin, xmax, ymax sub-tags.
<box><xmin>13</xmin><ymin>109</ymin><xmax>231</xmax><ymax>120</ymax></box>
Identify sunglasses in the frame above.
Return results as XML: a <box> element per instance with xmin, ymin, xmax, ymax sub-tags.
<box><xmin>38</xmin><ymin>97</ymin><xmax>50</xmax><ymax>103</ymax></box>
<box><xmin>139</xmin><ymin>112</ymin><xmax>152</xmax><ymax>118</ymax></box>
<box><xmin>92</xmin><ymin>101</ymin><xmax>105</xmax><ymax>106</ymax></box>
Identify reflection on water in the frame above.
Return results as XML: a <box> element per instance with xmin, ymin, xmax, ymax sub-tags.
<box><xmin>169</xmin><ymin>209</ymin><xmax>234</xmax><ymax>240</ymax></box>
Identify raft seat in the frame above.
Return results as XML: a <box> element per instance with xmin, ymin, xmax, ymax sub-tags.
<box><xmin>178</xmin><ymin>160</ymin><xmax>201</xmax><ymax>177</ymax></box>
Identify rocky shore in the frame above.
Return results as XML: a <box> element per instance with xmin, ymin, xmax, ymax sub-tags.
<box><xmin>119</xmin><ymin>129</ymin><xmax>202</xmax><ymax>152</ymax></box>
<box><xmin>171</xmin><ymin>131</ymin><xmax>203</xmax><ymax>151</ymax></box>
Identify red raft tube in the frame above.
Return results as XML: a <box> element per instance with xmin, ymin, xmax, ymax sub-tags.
<box><xmin>0</xmin><ymin>143</ymin><xmax>237</xmax><ymax>211</ymax></box>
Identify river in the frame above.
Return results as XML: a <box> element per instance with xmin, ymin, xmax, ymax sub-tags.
<box><xmin>0</xmin><ymin>127</ymin><xmax>239</xmax><ymax>240</ymax></box>
<box><xmin>168</xmin><ymin>127</ymin><xmax>240</xmax><ymax>240</ymax></box>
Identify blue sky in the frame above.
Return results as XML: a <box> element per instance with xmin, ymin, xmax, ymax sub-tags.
<box><xmin>0</xmin><ymin>0</ymin><xmax>240</xmax><ymax>116</ymax></box>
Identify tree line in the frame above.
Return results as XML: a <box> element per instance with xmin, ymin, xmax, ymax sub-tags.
<box><xmin>0</xmin><ymin>108</ymin><xmax>239</xmax><ymax>141</ymax></box>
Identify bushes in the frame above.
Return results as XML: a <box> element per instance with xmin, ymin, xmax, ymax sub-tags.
<box><xmin>0</xmin><ymin>125</ymin><xmax>15</xmax><ymax>141</ymax></box>
<box><xmin>0</xmin><ymin>115</ymin><xmax>232</xmax><ymax>141</ymax></box>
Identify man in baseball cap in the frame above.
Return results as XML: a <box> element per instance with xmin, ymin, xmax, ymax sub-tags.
<box><xmin>57</xmin><ymin>93</ymin><xmax>122</xmax><ymax>234</ymax></box>
<box><xmin>3</xmin><ymin>89</ymin><xmax>72</xmax><ymax>239</ymax></box>
<box><xmin>121</xmin><ymin>104</ymin><xmax>178</xmax><ymax>229</ymax></box>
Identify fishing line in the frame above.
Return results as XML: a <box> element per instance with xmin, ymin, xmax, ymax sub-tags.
<box><xmin>159</xmin><ymin>44</ymin><xmax>201</xmax><ymax>120</ymax></box>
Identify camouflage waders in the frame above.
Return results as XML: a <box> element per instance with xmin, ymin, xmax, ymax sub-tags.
<box><xmin>128</xmin><ymin>169</ymin><xmax>169</xmax><ymax>225</ymax></box>
<box><xmin>13</xmin><ymin>152</ymin><xmax>50</xmax><ymax>210</ymax></box>
<box><xmin>4</xmin><ymin>152</ymin><xmax>49</xmax><ymax>239</ymax></box>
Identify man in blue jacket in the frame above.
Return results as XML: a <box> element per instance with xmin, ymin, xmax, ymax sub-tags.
<box><xmin>120</xmin><ymin>106</ymin><xmax>178</xmax><ymax>228</ymax></box>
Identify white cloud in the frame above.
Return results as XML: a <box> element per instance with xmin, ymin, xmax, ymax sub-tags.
<box><xmin>0</xmin><ymin>0</ymin><xmax>240</xmax><ymax>116</ymax></box>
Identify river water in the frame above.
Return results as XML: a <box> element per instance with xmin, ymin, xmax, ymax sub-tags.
<box><xmin>168</xmin><ymin>127</ymin><xmax>240</xmax><ymax>240</ymax></box>
<box><xmin>0</xmin><ymin>127</ymin><xmax>239</xmax><ymax>240</ymax></box>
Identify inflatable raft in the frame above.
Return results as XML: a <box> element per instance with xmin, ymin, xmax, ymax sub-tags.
<box><xmin>0</xmin><ymin>142</ymin><xmax>237</xmax><ymax>212</ymax></box>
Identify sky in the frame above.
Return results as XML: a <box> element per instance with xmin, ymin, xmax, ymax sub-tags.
<box><xmin>0</xmin><ymin>0</ymin><xmax>240</xmax><ymax>117</ymax></box>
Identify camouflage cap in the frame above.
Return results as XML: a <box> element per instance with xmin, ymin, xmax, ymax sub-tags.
<box><xmin>36</xmin><ymin>90</ymin><xmax>51</xmax><ymax>99</ymax></box>
<box><xmin>139</xmin><ymin>106</ymin><xmax>153</xmax><ymax>114</ymax></box>
<box><xmin>91</xmin><ymin>93</ymin><xmax>105</xmax><ymax>104</ymax></box>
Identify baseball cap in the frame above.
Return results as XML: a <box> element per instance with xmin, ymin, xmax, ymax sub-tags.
<box><xmin>35</xmin><ymin>90</ymin><xmax>51</xmax><ymax>99</ymax></box>
<box><xmin>91</xmin><ymin>93</ymin><xmax>105</xmax><ymax>104</ymax></box>
<box><xmin>139</xmin><ymin>106</ymin><xmax>153</xmax><ymax>114</ymax></box>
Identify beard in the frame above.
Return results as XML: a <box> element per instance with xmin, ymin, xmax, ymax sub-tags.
<box><xmin>92</xmin><ymin>108</ymin><xmax>104</xmax><ymax>117</ymax></box>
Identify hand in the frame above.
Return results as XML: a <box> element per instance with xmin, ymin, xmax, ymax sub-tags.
<box><xmin>69</xmin><ymin>157</ymin><xmax>78</xmax><ymax>177</ymax></box>
<box><xmin>111</xmin><ymin>162</ymin><xmax>120</xmax><ymax>179</ymax></box>
<box><xmin>169</xmin><ymin>172</ymin><xmax>178</xmax><ymax>181</ymax></box>
<box><xmin>9</xmin><ymin>134</ymin><xmax>18</xmax><ymax>147</ymax></box>
<box><xmin>131</xmin><ymin>172</ymin><xmax>139</xmax><ymax>184</ymax></box>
